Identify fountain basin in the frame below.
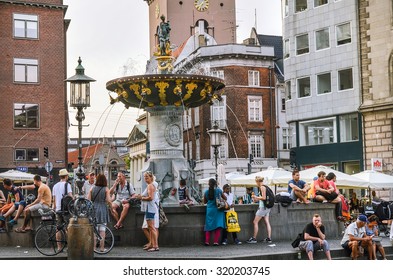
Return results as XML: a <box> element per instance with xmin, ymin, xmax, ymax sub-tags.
<box><xmin>106</xmin><ymin>74</ymin><xmax>225</xmax><ymax>109</ymax></box>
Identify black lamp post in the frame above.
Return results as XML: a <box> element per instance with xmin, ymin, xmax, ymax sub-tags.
<box><xmin>207</xmin><ymin>121</ymin><xmax>225</xmax><ymax>182</ymax></box>
<box><xmin>66</xmin><ymin>57</ymin><xmax>96</xmax><ymax>195</ymax></box>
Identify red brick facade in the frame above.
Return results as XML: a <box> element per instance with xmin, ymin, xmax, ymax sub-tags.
<box><xmin>0</xmin><ymin>0</ymin><xmax>68</xmax><ymax>175</ymax></box>
<box><xmin>187</xmin><ymin>64</ymin><xmax>276</xmax><ymax>161</ymax></box>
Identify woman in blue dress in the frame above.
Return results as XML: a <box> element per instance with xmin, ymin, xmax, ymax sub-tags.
<box><xmin>203</xmin><ymin>178</ymin><xmax>226</xmax><ymax>246</ymax></box>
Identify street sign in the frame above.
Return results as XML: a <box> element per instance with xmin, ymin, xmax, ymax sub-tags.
<box><xmin>45</xmin><ymin>161</ymin><xmax>53</xmax><ymax>172</ymax></box>
<box><xmin>16</xmin><ymin>166</ymin><xmax>28</xmax><ymax>172</ymax></box>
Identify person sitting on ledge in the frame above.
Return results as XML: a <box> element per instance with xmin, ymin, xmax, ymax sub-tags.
<box><xmin>288</xmin><ymin>169</ymin><xmax>310</xmax><ymax>204</ymax></box>
<box><xmin>298</xmin><ymin>213</ymin><xmax>332</xmax><ymax>260</ymax></box>
<box><xmin>341</xmin><ymin>214</ymin><xmax>373</xmax><ymax>260</ymax></box>
<box><xmin>178</xmin><ymin>179</ymin><xmax>194</xmax><ymax>209</ymax></box>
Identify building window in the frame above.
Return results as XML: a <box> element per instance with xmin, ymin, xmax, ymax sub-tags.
<box><xmin>195</xmin><ymin>138</ymin><xmax>200</xmax><ymax>160</ymax></box>
<box><xmin>297</xmin><ymin>77</ymin><xmax>311</xmax><ymax>98</ymax></box>
<box><xmin>340</xmin><ymin>114</ymin><xmax>359</xmax><ymax>142</ymax></box>
<box><xmin>317</xmin><ymin>72</ymin><xmax>331</xmax><ymax>94</ymax></box>
<box><xmin>183</xmin><ymin>109</ymin><xmax>192</xmax><ymax>130</ymax></box>
<box><xmin>338</xmin><ymin>68</ymin><xmax>353</xmax><ymax>90</ymax></box>
<box><xmin>194</xmin><ymin>107</ymin><xmax>200</xmax><ymax>126</ymax></box>
<box><xmin>282</xmin><ymin>128</ymin><xmax>292</xmax><ymax>150</ymax></box>
<box><xmin>281</xmin><ymin>97</ymin><xmax>286</xmax><ymax>111</ymax></box>
<box><xmin>184</xmin><ymin>143</ymin><xmax>188</xmax><ymax>159</ymax></box>
<box><xmin>299</xmin><ymin>117</ymin><xmax>336</xmax><ymax>146</ymax></box>
<box><xmin>14</xmin><ymin>103</ymin><xmax>39</xmax><ymax>128</ymax></box>
<box><xmin>14</xmin><ymin>58</ymin><xmax>38</xmax><ymax>83</ymax></box>
<box><xmin>336</xmin><ymin>22</ymin><xmax>351</xmax><ymax>46</ymax></box>
<box><xmin>249</xmin><ymin>134</ymin><xmax>264</xmax><ymax>158</ymax></box>
<box><xmin>211</xmin><ymin>70</ymin><xmax>224</xmax><ymax>80</ymax></box>
<box><xmin>315</xmin><ymin>28</ymin><xmax>330</xmax><ymax>50</ymax></box>
<box><xmin>295</xmin><ymin>0</ymin><xmax>307</xmax><ymax>13</ymax></box>
<box><xmin>248</xmin><ymin>70</ymin><xmax>260</xmax><ymax>86</ymax></box>
<box><xmin>284</xmin><ymin>39</ymin><xmax>290</xmax><ymax>58</ymax></box>
<box><xmin>285</xmin><ymin>80</ymin><xmax>291</xmax><ymax>100</ymax></box>
<box><xmin>283</xmin><ymin>0</ymin><xmax>289</xmax><ymax>17</ymax></box>
<box><xmin>15</xmin><ymin>148</ymin><xmax>39</xmax><ymax>161</ymax></box>
<box><xmin>248</xmin><ymin>96</ymin><xmax>263</xmax><ymax>122</ymax></box>
<box><xmin>314</xmin><ymin>0</ymin><xmax>328</xmax><ymax>8</ymax></box>
<box><xmin>211</xmin><ymin>96</ymin><xmax>226</xmax><ymax>129</ymax></box>
<box><xmin>13</xmin><ymin>14</ymin><xmax>38</xmax><ymax>39</ymax></box>
<box><xmin>296</xmin><ymin>33</ymin><xmax>309</xmax><ymax>55</ymax></box>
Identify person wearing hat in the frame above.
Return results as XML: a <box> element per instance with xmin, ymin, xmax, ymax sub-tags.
<box><xmin>340</xmin><ymin>214</ymin><xmax>373</xmax><ymax>259</ymax></box>
<box><xmin>52</xmin><ymin>169</ymin><xmax>73</xmax><ymax>213</ymax></box>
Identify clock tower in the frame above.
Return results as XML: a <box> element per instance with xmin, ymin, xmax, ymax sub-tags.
<box><xmin>144</xmin><ymin>0</ymin><xmax>236</xmax><ymax>56</ymax></box>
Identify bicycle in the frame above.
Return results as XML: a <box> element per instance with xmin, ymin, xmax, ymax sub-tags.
<box><xmin>34</xmin><ymin>199</ymin><xmax>114</xmax><ymax>256</ymax></box>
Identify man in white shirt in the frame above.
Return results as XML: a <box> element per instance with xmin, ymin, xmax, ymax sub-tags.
<box><xmin>109</xmin><ymin>172</ymin><xmax>136</xmax><ymax>230</ymax></box>
<box><xmin>341</xmin><ymin>214</ymin><xmax>373</xmax><ymax>259</ymax></box>
<box><xmin>52</xmin><ymin>169</ymin><xmax>73</xmax><ymax>213</ymax></box>
<box><xmin>82</xmin><ymin>172</ymin><xmax>96</xmax><ymax>198</ymax></box>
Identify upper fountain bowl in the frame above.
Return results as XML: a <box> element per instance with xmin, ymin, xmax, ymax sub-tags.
<box><xmin>106</xmin><ymin>73</ymin><xmax>225</xmax><ymax>109</ymax></box>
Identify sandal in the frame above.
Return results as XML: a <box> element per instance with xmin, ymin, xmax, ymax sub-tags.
<box><xmin>15</xmin><ymin>227</ymin><xmax>26</xmax><ymax>233</ymax></box>
<box><xmin>147</xmin><ymin>247</ymin><xmax>159</xmax><ymax>252</ymax></box>
<box><xmin>143</xmin><ymin>244</ymin><xmax>151</xmax><ymax>250</ymax></box>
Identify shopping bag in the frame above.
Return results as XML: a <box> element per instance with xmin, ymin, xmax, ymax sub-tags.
<box><xmin>226</xmin><ymin>209</ymin><xmax>241</xmax><ymax>233</ymax></box>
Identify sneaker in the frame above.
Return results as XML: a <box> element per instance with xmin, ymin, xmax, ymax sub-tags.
<box><xmin>246</xmin><ymin>237</ymin><xmax>257</xmax><ymax>244</ymax></box>
<box><xmin>8</xmin><ymin>219</ymin><xmax>17</xmax><ymax>226</ymax></box>
<box><xmin>0</xmin><ymin>228</ymin><xmax>6</xmax><ymax>233</ymax></box>
<box><xmin>234</xmin><ymin>239</ymin><xmax>242</xmax><ymax>245</ymax></box>
<box><xmin>322</xmin><ymin>200</ymin><xmax>328</xmax><ymax>203</ymax></box>
<box><xmin>264</xmin><ymin>238</ymin><xmax>272</xmax><ymax>243</ymax></box>
<box><xmin>0</xmin><ymin>216</ymin><xmax>5</xmax><ymax>222</ymax></box>
<box><xmin>221</xmin><ymin>239</ymin><xmax>228</xmax><ymax>245</ymax></box>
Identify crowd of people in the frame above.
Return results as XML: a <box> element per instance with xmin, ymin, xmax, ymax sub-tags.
<box><xmin>0</xmin><ymin>168</ymin><xmax>391</xmax><ymax>259</ymax></box>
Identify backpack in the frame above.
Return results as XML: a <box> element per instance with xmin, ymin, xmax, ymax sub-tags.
<box><xmin>263</xmin><ymin>185</ymin><xmax>275</xmax><ymax>208</ymax></box>
<box><xmin>275</xmin><ymin>192</ymin><xmax>293</xmax><ymax>207</ymax></box>
<box><xmin>61</xmin><ymin>182</ymin><xmax>73</xmax><ymax>213</ymax></box>
<box><xmin>116</xmin><ymin>182</ymin><xmax>132</xmax><ymax>196</ymax></box>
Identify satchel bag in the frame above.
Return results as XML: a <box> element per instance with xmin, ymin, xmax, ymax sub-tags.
<box><xmin>226</xmin><ymin>209</ymin><xmax>241</xmax><ymax>233</ymax></box>
<box><xmin>291</xmin><ymin>233</ymin><xmax>303</xmax><ymax>248</ymax></box>
<box><xmin>216</xmin><ymin>197</ymin><xmax>228</xmax><ymax>210</ymax></box>
<box><xmin>156</xmin><ymin>202</ymin><xmax>168</xmax><ymax>227</ymax></box>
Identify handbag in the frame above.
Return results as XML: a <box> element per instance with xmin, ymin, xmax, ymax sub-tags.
<box><xmin>156</xmin><ymin>202</ymin><xmax>168</xmax><ymax>227</ymax></box>
<box><xmin>216</xmin><ymin>197</ymin><xmax>228</xmax><ymax>210</ymax></box>
<box><xmin>291</xmin><ymin>233</ymin><xmax>303</xmax><ymax>248</ymax></box>
<box><xmin>226</xmin><ymin>209</ymin><xmax>241</xmax><ymax>232</ymax></box>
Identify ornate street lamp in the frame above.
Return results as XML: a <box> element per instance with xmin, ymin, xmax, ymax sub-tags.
<box><xmin>66</xmin><ymin>57</ymin><xmax>96</xmax><ymax>196</ymax></box>
<box><xmin>207</xmin><ymin>121</ymin><xmax>225</xmax><ymax>182</ymax></box>
<box><xmin>66</xmin><ymin>58</ymin><xmax>95</xmax><ymax>260</ymax></box>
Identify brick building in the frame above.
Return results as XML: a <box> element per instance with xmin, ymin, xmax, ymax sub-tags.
<box><xmin>0</xmin><ymin>0</ymin><xmax>68</xmax><ymax>178</ymax></box>
<box><xmin>358</xmin><ymin>0</ymin><xmax>393</xmax><ymax>174</ymax></box>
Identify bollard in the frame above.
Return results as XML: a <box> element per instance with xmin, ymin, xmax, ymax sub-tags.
<box><xmin>67</xmin><ymin>217</ymin><xmax>94</xmax><ymax>260</ymax></box>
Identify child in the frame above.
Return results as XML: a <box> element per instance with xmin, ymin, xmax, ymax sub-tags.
<box><xmin>221</xmin><ymin>184</ymin><xmax>242</xmax><ymax>245</ymax></box>
<box><xmin>178</xmin><ymin>179</ymin><xmax>193</xmax><ymax>209</ymax></box>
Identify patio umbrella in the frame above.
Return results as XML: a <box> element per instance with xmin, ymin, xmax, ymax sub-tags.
<box><xmin>228</xmin><ymin>167</ymin><xmax>292</xmax><ymax>187</ymax></box>
<box><xmin>275</xmin><ymin>165</ymin><xmax>368</xmax><ymax>189</ymax></box>
<box><xmin>0</xmin><ymin>169</ymin><xmax>47</xmax><ymax>184</ymax></box>
<box><xmin>198</xmin><ymin>172</ymin><xmax>244</xmax><ymax>185</ymax></box>
<box><xmin>351</xmin><ymin>170</ymin><xmax>393</xmax><ymax>189</ymax></box>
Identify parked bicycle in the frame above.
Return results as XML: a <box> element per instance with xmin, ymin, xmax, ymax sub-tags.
<box><xmin>34</xmin><ymin>206</ymin><xmax>114</xmax><ymax>256</ymax></box>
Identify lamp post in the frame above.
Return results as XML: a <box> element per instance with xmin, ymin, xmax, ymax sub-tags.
<box><xmin>207</xmin><ymin>121</ymin><xmax>225</xmax><ymax>182</ymax></box>
<box><xmin>66</xmin><ymin>57</ymin><xmax>95</xmax><ymax>260</ymax></box>
<box><xmin>66</xmin><ymin>57</ymin><xmax>96</xmax><ymax>195</ymax></box>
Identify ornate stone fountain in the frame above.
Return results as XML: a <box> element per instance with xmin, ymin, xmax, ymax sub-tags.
<box><xmin>106</xmin><ymin>16</ymin><xmax>224</xmax><ymax>204</ymax></box>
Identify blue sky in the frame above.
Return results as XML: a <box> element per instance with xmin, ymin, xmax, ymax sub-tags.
<box><xmin>64</xmin><ymin>0</ymin><xmax>282</xmax><ymax>138</ymax></box>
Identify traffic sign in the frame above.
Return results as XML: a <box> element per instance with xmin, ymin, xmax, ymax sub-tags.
<box><xmin>45</xmin><ymin>161</ymin><xmax>53</xmax><ymax>172</ymax></box>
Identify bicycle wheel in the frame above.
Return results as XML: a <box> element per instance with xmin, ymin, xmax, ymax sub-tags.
<box><xmin>34</xmin><ymin>224</ymin><xmax>66</xmax><ymax>256</ymax></box>
<box><xmin>93</xmin><ymin>224</ymin><xmax>114</xmax><ymax>254</ymax></box>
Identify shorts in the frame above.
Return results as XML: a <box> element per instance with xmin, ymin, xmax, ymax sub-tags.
<box><xmin>14</xmin><ymin>200</ymin><xmax>27</xmax><ymax>209</ymax></box>
<box><xmin>28</xmin><ymin>203</ymin><xmax>49</xmax><ymax>213</ymax></box>
<box><xmin>145</xmin><ymin>210</ymin><xmax>155</xmax><ymax>220</ymax></box>
<box><xmin>142</xmin><ymin>214</ymin><xmax>159</xmax><ymax>229</ymax></box>
<box><xmin>255</xmin><ymin>207</ymin><xmax>271</xmax><ymax>217</ymax></box>
<box><xmin>112</xmin><ymin>199</ymin><xmax>123</xmax><ymax>208</ymax></box>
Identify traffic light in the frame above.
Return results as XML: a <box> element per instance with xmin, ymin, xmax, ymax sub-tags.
<box><xmin>44</xmin><ymin>146</ymin><xmax>49</xmax><ymax>158</ymax></box>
